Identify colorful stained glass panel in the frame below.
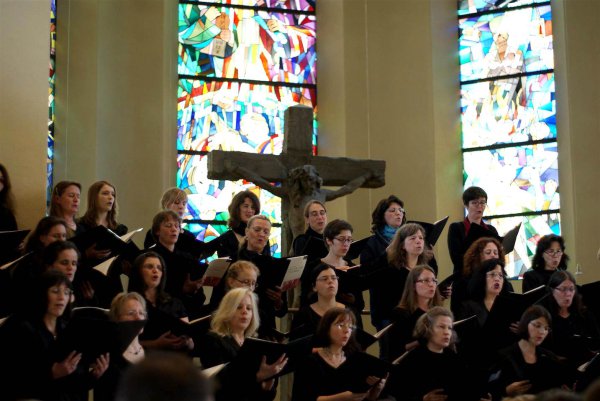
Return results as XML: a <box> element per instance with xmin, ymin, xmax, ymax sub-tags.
<box><xmin>184</xmin><ymin>0</ymin><xmax>315</xmax><ymax>12</ymax></box>
<box><xmin>48</xmin><ymin>0</ymin><xmax>57</xmax><ymax>205</ymax></box>
<box><xmin>458</xmin><ymin>0</ymin><xmax>547</xmax><ymax>16</ymax></box>
<box><xmin>488</xmin><ymin>213</ymin><xmax>560</xmax><ymax>278</ymax></box>
<box><xmin>178</xmin><ymin>4</ymin><xmax>316</xmax><ymax>84</ymax></box>
<box><xmin>177</xmin><ymin>153</ymin><xmax>282</xmax><ymax>224</ymax></box>
<box><xmin>461</xmin><ymin>73</ymin><xmax>555</xmax><ymax>148</ymax></box>
<box><xmin>463</xmin><ymin>142</ymin><xmax>559</xmax><ymax>216</ymax></box>
<box><xmin>459</xmin><ymin>5</ymin><xmax>553</xmax><ymax>82</ymax></box>
<box><xmin>177</xmin><ymin>78</ymin><xmax>316</xmax><ymax>153</ymax></box>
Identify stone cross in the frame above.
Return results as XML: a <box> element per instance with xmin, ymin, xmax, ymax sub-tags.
<box><xmin>207</xmin><ymin>105</ymin><xmax>386</xmax><ymax>255</ymax></box>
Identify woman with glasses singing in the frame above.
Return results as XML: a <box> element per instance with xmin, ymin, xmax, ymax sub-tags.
<box><xmin>489</xmin><ymin>305</ymin><xmax>571</xmax><ymax>399</ymax></box>
<box><xmin>386</xmin><ymin>265</ymin><xmax>443</xmax><ymax>362</ymax></box>
<box><xmin>292</xmin><ymin>307</ymin><xmax>388</xmax><ymax>401</ymax></box>
<box><xmin>447</xmin><ymin>186</ymin><xmax>500</xmax><ymax>275</ymax></box>
<box><xmin>128</xmin><ymin>252</ymin><xmax>194</xmax><ymax>352</ymax></box>
<box><xmin>291</xmin><ymin>264</ymin><xmax>346</xmax><ymax>340</ymax></box>
<box><xmin>522</xmin><ymin>234</ymin><xmax>569</xmax><ymax>292</ymax></box>
<box><xmin>208</xmin><ymin>260</ymin><xmax>260</xmax><ymax>312</ymax></box>
<box><xmin>300</xmin><ymin>219</ymin><xmax>365</xmax><ymax>327</ymax></box>
<box><xmin>538</xmin><ymin>271</ymin><xmax>600</xmax><ymax>373</ymax></box>
<box><xmin>0</xmin><ymin>271</ymin><xmax>109</xmax><ymax>400</ymax></box>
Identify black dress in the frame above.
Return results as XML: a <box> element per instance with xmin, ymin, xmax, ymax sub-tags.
<box><xmin>386</xmin><ymin>307</ymin><xmax>425</xmax><ymax>362</ymax></box>
<box><xmin>489</xmin><ymin>343</ymin><xmax>571</xmax><ymax>400</ymax></box>
<box><xmin>387</xmin><ymin>345</ymin><xmax>477</xmax><ymax>401</ymax></box>
<box><xmin>199</xmin><ymin>332</ymin><xmax>276</xmax><ymax>401</ymax></box>
<box><xmin>364</xmin><ymin>253</ymin><xmax>410</xmax><ymax>330</ymax></box>
<box><xmin>292</xmin><ymin>227</ymin><xmax>328</xmax><ymax>262</ymax></box>
<box><xmin>290</xmin><ymin>304</ymin><xmax>322</xmax><ymax>340</ymax></box>
<box><xmin>139</xmin><ymin>296</ymin><xmax>188</xmax><ymax>343</ymax></box>
<box><xmin>152</xmin><ymin>242</ymin><xmax>207</xmax><ymax>319</ymax></box>
<box><xmin>0</xmin><ymin>314</ymin><xmax>97</xmax><ymax>401</ymax></box>
<box><xmin>291</xmin><ymin>351</ymin><xmax>386</xmax><ymax>401</ymax></box>
<box><xmin>0</xmin><ymin>205</ymin><xmax>17</xmax><ymax>231</ymax></box>
<box><xmin>522</xmin><ymin>269</ymin><xmax>556</xmax><ymax>293</ymax></box>
<box><xmin>447</xmin><ymin>219</ymin><xmax>499</xmax><ymax>274</ymax></box>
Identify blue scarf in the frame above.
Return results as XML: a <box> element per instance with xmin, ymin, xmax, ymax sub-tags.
<box><xmin>381</xmin><ymin>225</ymin><xmax>398</xmax><ymax>242</ymax></box>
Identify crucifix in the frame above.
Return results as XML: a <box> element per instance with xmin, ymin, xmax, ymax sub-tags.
<box><xmin>207</xmin><ymin>105</ymin><xmax>386</xmax><ymax>255</ymax></box>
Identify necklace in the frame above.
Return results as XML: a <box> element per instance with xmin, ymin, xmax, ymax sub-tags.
<box><xmin>321</xmin><ymin>347</ymin><xmax>346</xmax><ymax>359</ymax></box>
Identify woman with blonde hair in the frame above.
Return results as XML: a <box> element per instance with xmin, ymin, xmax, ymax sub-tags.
<box><xmin>95</xmin><ymin>292</ymin><xmax>147</xmax><ymax>401</ymax></box>
<box><xmin>200</xmin><ymin>287</ymin><xmax>287</xmax><ymax>401</ymax></box>
<box><xmin>387</xmin><ymin>265</ymin><xmax>443</xmax><ymax>361</ymax></box>
<box><xmin>208</xmin><ymin>259</ymin><xmax>260</xmax><ymax>312</ymax></box>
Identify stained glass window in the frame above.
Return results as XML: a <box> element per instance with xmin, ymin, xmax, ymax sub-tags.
<box><xmin>48</xmin><ymin>0</ymin><xmax>57</xmax><ymax>206</ymax></box>
<box><xmin>177</xmin><ymin>0</ymin><xmax>317</xmax><ymax>258</ymax></box>
<box><xmin>458</xmin><ymin>0</ymin><xmax>559</xmax><ymax>277</ymax></box>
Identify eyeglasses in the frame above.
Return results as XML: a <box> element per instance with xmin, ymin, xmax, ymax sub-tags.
<box><xmin>316</xmin><ymin>275</ymin><xmax>338</xmax><ymax>283</ymax></box>
<box><xmin>415</xmin><ymin>278</ymin><xmax>438</xmax><ymax>285</ymax></box>
<box><xmin>553</xmin><ymin>286</ymin><xmax>575</xmax><ymax>294</ymax></box>
<box><xmin>486</xmin><ymin>272</ymin><xmax>505</xmax><ymax>280</ymax></box>
<box><xmin>235</xmin><ymin>278</ymin><xmax>258</xmax><ymax>289</ymax></box>
<box><xmin>49</xmin><ymin>287</ymin><xmax>73</xmax><ymax>297</ymax></box>
<box><xmin>470</xmin><ymin>200</ymin><xmax>487</xmax><ymax>206</ymax></box>
<box><xmin>544</xmin><ymin>249</ymin><xmax>563</xmax><ymax>257</ymax></box>
<box><xmin>529</xmin><ymin>321</ymin><xmax>551</xmax><ymax>333</ymax></box>
<box><xmin>122</xmin><ymin>310</ymin><xmax>148</xmax><ymax>319</ymax></box>
<box><xmin>334</xmin><ymin>322</ymin><xmax>356</xmax><ymax>331</ymax></box>
<box><xmin>386</xmin><ymin>207</ymin><xmax>405</xmax><ymax>214</ymax></box>
<box><xmin>333</xmin><ymin>237</ymin><xmax>353</xmax><ymax>244</ymax></box>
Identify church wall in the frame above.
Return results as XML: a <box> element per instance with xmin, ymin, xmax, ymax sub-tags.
<box><xmin>553</xmin><ymin>0</ymin><xmax>600</xmax><ymax>282</ymax></box>
<box><xmin>318</xmin><ymin>0</ymin><xmax>461</xmax><ymax>280</ymax></box>
<box><xmin>0</xmin><ymin>1</ymin><xmax>50</xmax><ymax>229</ymax></box>
<box><xmin>55</xmin><ymin>0</ymin><xmax>178</xmax><ymax>236</ymax></box>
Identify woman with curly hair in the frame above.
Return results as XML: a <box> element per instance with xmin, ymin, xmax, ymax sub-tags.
<box><xmin>450</xmin><ymin>237</ymin><xmax>512</xmax><ymax>313</ymax></box>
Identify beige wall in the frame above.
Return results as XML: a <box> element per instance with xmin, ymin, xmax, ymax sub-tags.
<box><xmin>0</xmin><ymin>0</ymin><xmax>50</xmax><ymax>229</ymax></box>
<box><xmin>2</xmin><ymin>0</ymin><xmax>598</xmax><ymax>281</ymax></box>
<box><xmin>318</xmin><ymin>0</ymin><xmax>462</xmax><ymax>280</ymax></box>
<box><xmin>54</xmin><ymin>0</ymin><xmax>178</xmax><ymax>235</ymax></box>
<box><xmin>553</xmin><ymin>0</ymin><xmax>600</xmax><ymax>282</ymax></box>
